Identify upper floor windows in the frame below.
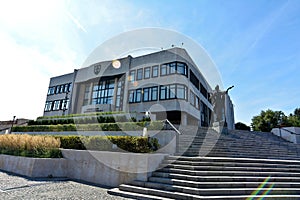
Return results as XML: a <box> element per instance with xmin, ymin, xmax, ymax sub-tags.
<box><xmin>190</xmin><ymin>70</ymin><xmax>199</xmax><ymax>90</ymax></box>
<box><xmin>144</xmin><ymin>67</ymin><xmax>151</xmax><ymax>79</ymax></box>
<box><xmin>160</xmin><ymin>62</ymin><xmax>188</xmax><ymax>77</ymax></box>
<box><xmin>47</xmin><ymin>82</ymin><xmax>72</xmax><ymax>96</ymax></box>
<box><xmin>152</xmin><ymin>65</ymin><xmax>159</xmax><ymax>78</ymax></box>
<box><xmin>136</xmin><ymin>68</ymin><xmax>143</xmax><ymax>80</ymax></box>
<box><xmin>159</xmin><ymin>84</ymin><xmax>187</xmax><ymax>101</ymax></box>
<box><xmin>129</xmin><ymin>70</ymin><xmax>136</xmax><ymax>82</ymax></box>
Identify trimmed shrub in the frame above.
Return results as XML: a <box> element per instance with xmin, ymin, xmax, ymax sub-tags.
<box><xmin>55</xmin><ymin>135</ymin><xmax>160</xmax><ymax>153</ymax></box>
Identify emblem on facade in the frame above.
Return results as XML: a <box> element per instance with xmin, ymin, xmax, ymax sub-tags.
<box><xmin>94</xmin><ymin>65</ymin><xmax>101</xmax><ymax>75</ymax></box>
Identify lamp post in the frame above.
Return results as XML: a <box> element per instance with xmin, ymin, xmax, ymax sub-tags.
<box><xmin>224</xmin><ymin>85</ymin><xmax>234</xmax><ymax>128</ymax></box>
<box><xmin>10</xmin><ymin>116</ymin><xmax>16</xmax><ymax>133</ymax></box>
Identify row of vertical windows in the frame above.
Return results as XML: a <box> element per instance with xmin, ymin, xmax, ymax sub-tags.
<box><xmin>159</xmin><ymin>84</ymin><xmax>187</xmax><ymax>100</ymax></box>
<box><xmin>48</xmin><ymin>83</ymin><xmax>72</xmax><ymax>95</ymax></box>
<box><xmin>129</xmin><ymin>84</ymin><xmax>187</xmax><ymax>103</ymax></box>
<box><xmin>44</xmin><ymin>99</ymin><xmax>69</xmax><ymax>112</ymax></box>
<box><xmin>160</xmin><ymin>62</ymin><xmax>188</xmax><ymax>77</ymax></box>
<box><xmin>129</xmin><ymin>62</ymin><xmax>187</xmax><ymax>82</ymax></box>
<box><xmin>92</xmin><ymin>79</ymin><xmax>115</xmax><ymax>105</ymax></box>
<box><xmin>190</xmin><ymin>69</ymin><xmax>211</xmax><ymax>102</ymax></box>
<box><xmin>129</xmin><ymin>65</ymin><xmax>159</xmax><ymax>82</ymax></box>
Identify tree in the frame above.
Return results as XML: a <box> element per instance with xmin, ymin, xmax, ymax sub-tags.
<box><xmin>251</xmin><ymin>109</ymin><xmax>287</xmax><ymax>132</ymax></box>
<box><xmin>235</xmin><ymin>122</ymin><xmax>250</xmax><ymax>131</ymax></box>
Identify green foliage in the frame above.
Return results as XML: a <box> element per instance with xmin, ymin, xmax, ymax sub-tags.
<box><xmin>13</xmin><ymin>121</ymin><xmax>164</xmax><ymax>132</ymax></box>
<box><xmin>235</xmin><ymin>122</ymin><xmax>250</xmax><ymax>131</ymax></box>
<box><xmin>56</xmin><ymin>135</ymin><xmax>160</xmax><ymax>153</ymax></box>
<box><xmin>251</xmin><ymin>108</ymin><xmax>300</xmax><ymax>132</ymax></box>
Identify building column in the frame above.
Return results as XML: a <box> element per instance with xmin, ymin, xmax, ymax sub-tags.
<box><xmin>181</xmin><ymin>112</ymin><xmax>187</xmax><ymax>126</ymax></box>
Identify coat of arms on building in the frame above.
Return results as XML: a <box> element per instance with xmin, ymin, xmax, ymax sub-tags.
<box><xmin>94</xmin><ymin>65</ymin><xmax>101</xmax><ymax>75</ymax></box>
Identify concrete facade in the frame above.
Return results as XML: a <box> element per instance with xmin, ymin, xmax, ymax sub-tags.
<box><xmin>0</xmin><ymin>151</ymin><xmax>167</xmax><ymax>187</ymax></box>
<box><xmin>271</xmin><ymin>127</ymin><xmax>300</xmax><ymax>144</ymax></box>
<box><xmin>43</xmin><ymin>47</ymin><xmax>235</xmax><ymax>128</ymax></box>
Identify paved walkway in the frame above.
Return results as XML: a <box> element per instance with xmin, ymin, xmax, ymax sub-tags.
<box><xmin>0</xmin><ymin>171</ymin><xmax>131</xmax><ymax>200</ymax></box>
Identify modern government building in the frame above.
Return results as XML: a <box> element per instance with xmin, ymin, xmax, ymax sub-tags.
<box><xmin>43</xmin><ymin>47</ymin><xmax>235</xmax><ymax>129</ymax></box>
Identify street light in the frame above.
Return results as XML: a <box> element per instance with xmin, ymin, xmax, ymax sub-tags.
<box><xmin>10</xmin><ymin>116</ymin><xmax>16</xmax><ymax>134</ymax></box>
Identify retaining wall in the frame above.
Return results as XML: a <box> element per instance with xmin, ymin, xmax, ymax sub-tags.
<box><xmin>0</xmin><ymin>150</ymin><xmax>168</xmax><ymax>187</ymax></box>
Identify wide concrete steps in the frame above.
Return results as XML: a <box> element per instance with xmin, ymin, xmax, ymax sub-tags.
<box><xmin>176</xmin><ymin>129</ymin><xmax>300</xmax><ymax>159</ymax></box>
<box><xmin>108</xmin><ymin>156</ymin><xmax>300</xmax><ymax>199</ymax></box>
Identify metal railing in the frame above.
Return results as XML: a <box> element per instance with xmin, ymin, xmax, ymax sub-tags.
<box><xmin>164</xmin><ymin>119</ymin><xmax>182</xmax><ymax>135</ymax></box>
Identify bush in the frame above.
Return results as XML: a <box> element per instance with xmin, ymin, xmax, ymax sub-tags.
<box><xmin>13</xmin><ymin>121</ymin><xmax>165</xmax><ymax>132</ymax></box>
<box><xmin>56</xmin><ymin>135</ymin><xmax>160</xmax><ymax>153</ymax></box>
<box><xmin>0</xmin><ymin>134</ymin><xmax>62</xmax><ymax>158</ymax></box>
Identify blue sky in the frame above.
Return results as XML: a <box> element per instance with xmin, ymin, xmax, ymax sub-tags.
<box><xmin>0</xmin><ymin>0</ymin><xmax>299</xmax><ymax>125</ymax></box>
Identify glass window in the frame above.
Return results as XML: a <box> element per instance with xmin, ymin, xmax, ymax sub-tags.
<box><xmin>190</xmin><ymin>91</ymin><xmax>195</xmax><ymax>106</ymax></box>
<box><xmin>177</xmin><ymin>63</ymin><xmax>186</xmax><ymax>75</ymax></box>
<box><xmin>190</xmin><ymin>70</ymin><xmax>199</xmax><ymax>90</ymax></box>
<box><xmin>170</xmin><ymin>85</ymin><xmax>176</xmax><ymax>99</ymax></box>
<box><xmin>160</xmin><ymin>85</ymin><xmax>167</xmax><ymax>100</ymax></box>
<box><xmin>160</xmin><ymin>64</ymin><xmax>168</xmax><ymax>76</ymax></box>
<box><xmin>176</xmin><ymin>85</ymin><xmax>186</xmax><ymax>99</ymax></box>
<box><xmin>55</xmin><ymin>85</ymin><xmax>61</xmax><ymax>94</ymax></box>
<box><xmin>137</xmin><ymin>69</ymin><xmax>143</xmax><ymax>80</ymax></box>
<box><xmin>129</xmin><ymin>90</ymin><xmax>134</xmax><ymax>103</ymax></box>
<box><xmin>53</xmin><ymin>100</ymin><xmax>60</xmax><ymax>110</ymax></box>
<box><xmin>136</xmin><ymin>89</ymin><xmax>141</xmax><ymax>102</ymax></box>
<box><xmin>60</xmin><ymin>85</ymin><xmax>65</xmax><ymax>93</ymax></box>
<box><xmin>129</xmin><ymin>70</ymin><xmax>135</xmax><ymax>82</ymax></box>
<box><xmin>47</xmin><ymin>87</ymin><xmax>55</xmax><ymax>95</ymax></box>
<box><xmin>143</xmin><ymin>88</ymin><xmax>149</xmax><ymax>102</ymax></box>
<box><xmin>195</xmin><ymin>96</ymin><xmax>200</xmax><ymax>109</ymax></box>
<box><xmin>44</xmin><ymin>101</ymin><xmax>52</xmax><ymax>111</ymax></box>
<box><xmin>151</xmin><ymin>87</ymin><xmax>158</xmax><ymax>101</ymax></box>
<box><xmin>144</xmin><ymin>67</ymin><xmax>151</xmax><ymax>79</ymax></box>
<box><xmin>169</xmin><ymin>63</ymin><xmax>176</xmax><ymax>74</ymax></box>
<box><xmin>152</xmin><ymin>65</ymin><xmax>159</xmax><ymax>77</ymax></box>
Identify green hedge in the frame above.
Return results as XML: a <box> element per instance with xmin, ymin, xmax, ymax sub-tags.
<box><xmin>55</xmin><ymin>135</ymin><xmax>159</xmax><ymax>153</ymax></box>
<box><xmin>13</xmin><ymin>121</ymin><xmax>164</xmax><ymax>132</ymax></box>
<box><xmin>29</xmin><ymin>115</ymin><xmax>137</xmax><ymax>126</ymax></box>
<box><xmin>37</xmin><ymin>111</ymin><xmax>127</xmax><ymax>120</ymax></box>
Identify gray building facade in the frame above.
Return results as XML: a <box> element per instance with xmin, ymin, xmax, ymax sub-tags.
<box><xmin>43</xmin><ymin>48</ymin><xmax>234</xmax><ymax>128</ymax></box>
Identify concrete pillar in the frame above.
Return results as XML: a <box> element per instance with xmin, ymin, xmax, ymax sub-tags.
<box><xmin>181</xmin><ymin>112</ymin><xmax>187</xmax><ymax>126</ymax></box>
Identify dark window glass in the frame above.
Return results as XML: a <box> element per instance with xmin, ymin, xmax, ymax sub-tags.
<box><xmin>47</xmin><ymin>87</ymin><xmax>55</xmax><ymax>95</ymax></box>
<box><xmin>60</xmin><ymin>85</ymin><xmax>65</xmax><ymax>93</ymax></box>
<box><xmin>144</xmin><ymin>67</ymin><xmax>151</xmax><ymax>79</ymax></box>
<box><xmin>176</xmin><ymin>85</ymin><xmax>186</xmax><ymax>99</ymax></box>
<box><xmin>160</xmin><ymin>64</ymin><xmax>168</xmax><ymax>76</ymax></box>
<box><xmin>169</xmin><ymin>63</ymin><xmax>176</xmax><ymax>74</ymax></box>
<box><xmin>160</xmin><ymin>85</ymin><xmax>167</xmax><ymax>100</ymax></box>
<box><xmin>177</xmin><ymin>63</ymin><xmax>186</xmax><ymax>75</ymax></box>
<box><xmin>44</xmin><ymin>101</ymin><xmax>52</xmax><ymax>111</ymax></box>
<box><xmin>169</xmin><ymin>85</ymin><xmax>176</xmax><ymax>99</ymax></box>
<box><xmin>136</xmin><ymin>89</ymin><xmax>141</xmax><ymax>102</ymax></box>
<box><xmin>143</xmin><ymin>88</ymin><xmax>149</xmax><ymax>102</ymax></box>
<box><xmin>53</xmin><ymin>100</ymin><xmax>60</xmax><ymax>110</ymax></box>
<box><xmin>137</xmin><ymin>69</ymin><xmax>143</xmax><ymax>80</ymax></box>
<box><xmin>151</xmin><ymin>87</ymin><xmax>158</xmax><ymax>101</ymax></box>
<box><xmin>190</xmin><ymin>70</ymin><xmax>199</xmax><ymax>90</ymax></box>
<box><xmin>129</xmin><ymin>70</ymin><xmax>135</xmax><ymax>82</ymax></box>
<box><xmin>152</xmin><ymin>65</ymin><xmax>159</xmax><ymax>77</ymax></box>
<box><xmin>200</xmin><ymin>83</ymin><xmax>208</xmax><ymax>99</ymax></box>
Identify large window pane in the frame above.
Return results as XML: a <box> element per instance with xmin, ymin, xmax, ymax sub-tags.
<box><xmin>143</xmin><ymin>88</ymin><xmax>149</xmax><ymax>102</ymax></box>
<box><xmin>170</xmin><ymin>85</ymin><xmax>176</xmax><ymax>99</ymax></box>
<box><xmin>129</xmin><ymin>70</ymin><xmax>135</xmax><ymax>82</ymax></box>
<box><xmin>160</xmin><ymin>64</ymin><xmax>167</xmax><ymax>76</ymax></box>
<box><xmin>144</xmin><ymin>67</ymin><xmax>150</xmax><ymax>79</ymax></box>
<box><xmin>136</xmin><ymin>89</ymin><xmax>141</xmax><ymax>102</ymax></box>
<box><xmin>137</xmin><ymin>69</ymin><xmax>143</xmax><ymax>80</ymax></box>
<box><xmin>151</xmin><ymin>87</ymin><xmax>158</xmax><ymax>100</ymax></box>
<box><xmin>177</xmin><ymin>85</ymin><xmax>186</xmax><ymax>99</ymax></box>
<box><xmin>152</xmin><ymin>65</ymin><xmax>159</xmax><ymax>77</ymax></box>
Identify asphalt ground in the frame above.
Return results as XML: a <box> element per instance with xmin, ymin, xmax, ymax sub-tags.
<box><xmin>0</xmin><ymin>170</ymin><xmax>131</xmax><ymax>200</ymax></box>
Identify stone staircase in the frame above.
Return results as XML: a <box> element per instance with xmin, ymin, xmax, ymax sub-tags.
<box><xmin>108</xmin><ymin>127</ymin><xmax>300</xmax><ymax>199</ymax></box>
